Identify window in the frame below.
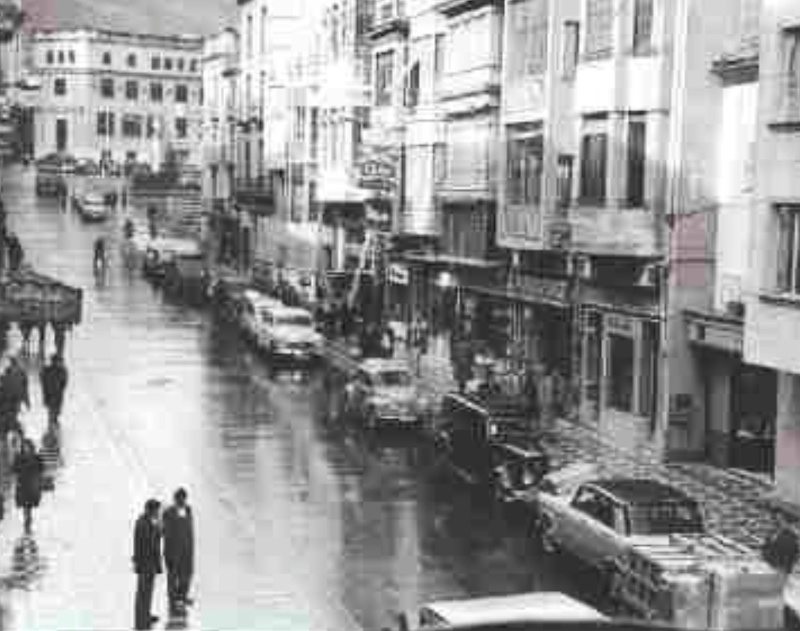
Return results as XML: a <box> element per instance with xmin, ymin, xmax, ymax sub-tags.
<box><xmin>102</xmin><ymin>51</ymin><xmax>111</xmax><ymax>65</ymax></box>
<box><xmin>57</xmin><ymin>50</ymin><xmax>64</xmax><ymax>63</ymax></box>
<box><xmin>585</xmin><ymin>0</ymin><xmax>613</xmax><ymax>59</ymax></box>
<box><xmin>627</xmin><ymin>116</ymin><xmax>646</xmax><ymax>207</ymax></box>
<box><xmin>579</xmin><ymin>117</ymin><xmax>608</xmax><ymax>204</ymax></box>
<box><xmin>434</xmin><ymin>33</ymin><xmax>445</xmax><ymax>80</ymax></box>
<box><xmin>146</xmin><ymin>115</ymin><xmax>155</xmax><ymax>138</ymax></box>
<box><xmin>150</xmin><ymin>82</ymin><xmax>163</xmax><ymax>102</ymax></box>
<box><xmin>68</xmin><ymin>50</ymin><xmax>75</xmax><ymax>63</ymax></box>
<box><xmin>608</xmin><ymin>334</ymin><xmax>635</xmax><ymax>412</ymax></box>
<box><xmin>507</xmin><ymin>125</ymin><xmax>544</xmax><ymax>206</ymax></box>
<box><xmin>122</xmin><ymin>114</ymin><xmax>143</xmax><ymax>137</ymax></box>
<box><xmin>632</xmin><ymin>0</ymin><xmax>654</xmax><ymax>55</ymax></box>
<box><xmin>175</xmin><ymin>117</ymin><xmax>187</xmax><ymax>138</ymax></box>
<box><xmin>177</xmin><ymin>58</ymin><xmax>185</xmax><ymax>71</ymax></box>
<box><xmin>375</xmin><ymin>50</ymin><xmax>394</xmax><ymax>106</ymax></box>
<box><xmin>247</xmin><ymin>14</ymin><xmax>253</xmax><ymax>57</ymax></box>
<box><xmin>100</xmin><ymin>78</ymin><xmax>114</xmax><ymax>98</ymax></box>
<box><xmin>96</xmin><ymin>112</ymin><xmax>115</xmax><ymax>137</ymax></box>
<box><xmin>508</xmin><ymin>0</ymin><xmax>549</xmax><ymax>79</ymax></box>
<box><xmin>127</xmin><ymin>53</ymin><xmax>137</xmax><ymax>68</ymax></box>
<box><xmin>557</xmin><ymin>154</ymin><xmax>574</xmax><ymax>208</ymax></box>
<box><xmin>175</xmin><ymin>84</ymin><xmax>188</xmax><ymax>103</ymax></box>
<box><xmin>781</xmin><ymin>28</ymin><xmax>800</xmax><ymax>118</ymax></box>
<box><xmin>562</xmin><ymin>21</ymin><xmax>580</xmax><ymax>78</ymax></box>
<box><xmin>405</xmin><ymin>61</ymin><xmax>420</xmax><ymax>108</ymax></box>
<box><xmin>54</xmin><ymin>78</ymin><xmax>67</xmax><ymax>96</ymax></box>
<box><xmin>190</xmin><ymin>59</ymin><xmax>198</xmax><ymax>72</ymax></box>
<box><xmin>165</xmin><ymin>57</ymin><xmax>173</xmax><ymax>71</ymax></box>
<box><xmin>777</xmin><ymin>205</ymin><xmax>800</xmax><ymax>295</ymax></box>
<box><xmin>46</xmin><ymin>50</ymin><xmax>54</xmax><ymax>64</ymax></box>
<box><xmin>151</xmin><ymin>56</ymin><xmax>161</xmax><ymax>70</ymax></box>
<box><xmin>261</xmin><ymin>7</ymin><xmax>267</xmax><ymax>54</ymax></box>
<box><xmin>125</xmin><ymin>80</ymin><xmax>139</xmax><ymax>100</ymax></box>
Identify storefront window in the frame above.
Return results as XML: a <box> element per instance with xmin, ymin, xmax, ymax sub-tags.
<box><xmin>608</xmin><ymin>334</ymin><xmax>634</xmax><ymax>412</ymax></box>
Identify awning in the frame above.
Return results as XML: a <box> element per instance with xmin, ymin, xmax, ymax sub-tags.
<box><xmin>402</xmin><ymin>251</ymin><xmax>504</xmax><ymax>269</ymax></box>
<box><xmin>462</xmin><ymin>284</ymin><xmax>569</xmax><ymax>309</ymax></box>
<box><xmin>685</xmin><ymin>309</ymin><xmax>743</xmax><ymax>354</ymax></box>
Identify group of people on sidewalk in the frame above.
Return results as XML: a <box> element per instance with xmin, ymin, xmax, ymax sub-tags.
<box><xmin>132</xmin><ymin>488</ymin><xmax>195</xmax><ymax>630</ymax></box>
<box><xmin>0</xmin><ymin>352</ymin><xmax>68</xmax><ymax>533</ymax></box>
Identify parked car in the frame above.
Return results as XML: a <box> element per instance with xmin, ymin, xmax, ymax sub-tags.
<box><xmin>339</xmin><ymin>358</ymin><xmax>432</xmax><ymax>429</ymax></box>
<box><xmin>239</xmin><ymin>289</ymin><xmax>283</xmax><ymax>342</ymax></box>
<box><xmin>432</xmin><ymin>393</ymin><xmax>543</xmax><ymax>487</ymax></box>
<box><xmin>75</xmin><ymin>191</ymin><xmax>111</xmax><ymax>222</ymax></box>
<box><xmin>490</xmin><ymin>437</ymin><xmax>552</xmax><ymax>508</ymax></box>
<box><xmin>535</xmin><ymin>478</ymin><xmax>705</xmax><ymax>580</ymax></box>
<box><xmin>142</xmin><ymin>237</ymin><xmax>202</xmax><ymax>283</ymax></box>
<box><xmin>74</xmin><ymin>157</ymin><xmax>100</xmax><ymax>176</ymax></box>
<box><xmin>34</xmin><ymin>153</ymin><xmax>71</xmax><ymax>196</ymax></box>
<box><xmin>257</xmin><ymin>304</ymin><xmax>323</xmax><ymax>363</ymax></box>
<box><xmin>162</xmin><ymin>252</ymin><xmax>210</xmax><ymax>306</ymax></box>
<box><xmin>402</xmin><ymin>592</ymin><xmax>607</xmax><ymax>630</ymax></box>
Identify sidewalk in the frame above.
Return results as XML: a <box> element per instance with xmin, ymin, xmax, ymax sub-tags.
<box><xmin>322</xmin><ymin>337</ymin><xmax>789</xmax><ymax>554</ymax></box>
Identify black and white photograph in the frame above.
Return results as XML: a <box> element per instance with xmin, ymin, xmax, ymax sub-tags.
<box><xmin>0</xmin><ymin>0</ymin><xmax>795</xmax><ymax>629</ymax></box>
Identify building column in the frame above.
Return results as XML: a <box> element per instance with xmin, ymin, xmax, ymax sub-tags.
<box><xmin>775</xmin><ymin>372</ymin><xmax>800</xmax><ymax>507</ymax></box>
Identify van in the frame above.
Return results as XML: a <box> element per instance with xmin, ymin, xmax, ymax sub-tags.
<box><xmin>411</xmin><ymin>592</ymin><xmax>607</xmax><ymax>629</ymax></box>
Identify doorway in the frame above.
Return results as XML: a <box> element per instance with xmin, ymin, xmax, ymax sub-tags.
<box><xmin>730</xmin><ymin>365</ymin><xmax>777</xmax><ymax>474</ymax></box>
<box><xmin>55</xmin><ymin>118</ymin><xmax>67</xmax><ymax>152</ymax></box>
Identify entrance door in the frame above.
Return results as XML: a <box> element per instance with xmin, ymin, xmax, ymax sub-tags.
<box><xmin>55</xmin><ymin>118</ymin><xmax>68</xmax><ymax>152</ymax></box>
<box><xmin>731</xmin><ymin>366</ymin><xmax>777</xmax><ymax>474</ymax></box>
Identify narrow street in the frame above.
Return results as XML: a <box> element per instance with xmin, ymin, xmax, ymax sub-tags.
<box><xmin>0</xmin><ymin>164</ymin><xmax>590</xmax><ymax>630</ymax></box>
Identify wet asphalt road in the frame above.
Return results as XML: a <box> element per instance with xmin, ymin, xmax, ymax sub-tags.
<box><xmin>0</xmin><ymin>166</ymin><xmax>593</xmax><ymax>631</ymax></box>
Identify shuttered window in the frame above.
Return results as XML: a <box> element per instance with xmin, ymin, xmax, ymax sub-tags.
<box><xmin>508</xmin><ymin>0</ymin><xmax>549</xmax><ymax>78</ymax></box>
<box><xmin>579</xmin><ymin>117</ymin><xmax>608</xmax><ymax>204</ymax></box>
<box><xmin>585</xmin><ymin>0</ymin><xmax>613</xmax><ymax>59</ymax></box>
<box><xmin>632</xmin><ymin>0</ymin><xmax>654</xmax><ymax>55</ymax></box>
<box><xmin>626</xmin><ymin>117</ymin><xmax>646</xmax><ymax>207</ymax></box>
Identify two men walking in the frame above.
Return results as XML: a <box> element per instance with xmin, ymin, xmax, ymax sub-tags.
<box><xmin>133</xmin><ymin>489</ymin><xmax>195</xmax><ymax>630</ymax></box>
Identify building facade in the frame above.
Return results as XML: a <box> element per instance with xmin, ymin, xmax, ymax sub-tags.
<box><xmin>745</xmin><ymin>0</ymin><xmax>800</xmax><ymax>506</ymax></box>
<box><xmin>31</xmin><ymin>28</ymin><xmax>204</xmax><ymax>165</ymax></box>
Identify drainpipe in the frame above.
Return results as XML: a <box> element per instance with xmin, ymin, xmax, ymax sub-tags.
<box><xmin>660</xmin><ymin>0</ymin><xmax>691</xmax><ymax>455</ymax></box>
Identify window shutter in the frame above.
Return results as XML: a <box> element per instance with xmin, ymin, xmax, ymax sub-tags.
<box><xmin>777</xmin><ymin>207</ymin><xmax>793</xmax><ymax>292</ymax></box>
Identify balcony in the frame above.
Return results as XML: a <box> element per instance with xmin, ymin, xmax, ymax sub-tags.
<box><xmin>768</xmin><ymin>74</ymin><xmax>800</xmax><ymax>132</ymax></box>
<box><xmin>436</xmin><ymin>0</ymin><xmax>501</xmax><ymax>18</ymax></box>
<box><xmin>369</xmin><ymin>0</ymin><xmax>409</xmax><ymax>41</ymax></box>
<box><xmin>234</xmin><ymin>176</ymin><xmax>274</xmax><ymax>216</ymax></box>
<box><xmin>567</xmin><ymin>204</ymin><xmax>661</xmax><ymax>257</ymax></box>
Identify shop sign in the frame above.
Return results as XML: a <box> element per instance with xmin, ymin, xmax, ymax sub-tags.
<box><xmin>357</xmin><ymin>158</ymin><xmax>397</xmax><ymax>192</ymax></box>
<box><xmin>517</xmin><ymin>275</ymin><xmax>569</xmax><ymax>305</ymax></box>
<box><xmin>388</xmin><ymin>263</ymin><xmax>409</xmax><ymax>286</ymax></box>
<box><xmin>605</xmin><ymin>313</ymin><xmax>636</xmax><ymax>336</ymax></box>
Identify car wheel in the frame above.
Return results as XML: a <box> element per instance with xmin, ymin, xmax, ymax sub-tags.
<box><xmin>536</xmin><ymin>514</ymin><xmax>559</xmax><ymax>553</ymax></box>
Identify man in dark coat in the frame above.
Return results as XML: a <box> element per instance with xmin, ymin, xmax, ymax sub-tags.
<box><xmin>133</xmin><ymin>499</ymin><xmax>163</xmax><ymax>630</ymax></box>
<box><xmin>0</xmin><ymin>356</ymin><xmax>30</xmax><ymax>435</ymax></box>
<box><xmin>6</xmin><ymin>233</ymin><xmax>23</xmax><ymax>272</ymax></box>
<box><xmin>162</xmin><ymin>488</ymin><xmax>194</xmax><ymax>615</ymax></box>
<box><xmin>40</xmin><ymin>354</ymin><xmax>68</xmax><ymax>426</ymax></box>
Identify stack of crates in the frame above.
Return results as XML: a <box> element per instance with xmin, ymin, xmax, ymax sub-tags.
<box><xmin>615</xmin><ymin>533</ymin><xmax>784</xmax><ymax>630</ymax></box>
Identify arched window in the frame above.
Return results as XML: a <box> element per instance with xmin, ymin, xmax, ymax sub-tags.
<box><xmin>127</xmin><ymin>53</ymin><xmax>137</xmax><ymax>68</ymax></box>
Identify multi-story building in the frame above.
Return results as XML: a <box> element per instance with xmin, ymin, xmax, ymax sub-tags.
<box><xmin>201</xmin><ymin>27</ymin><xmax>240</xmax><ymax>266</ymax></box>
<box><xmin>745</xmin><ymin>0</ymin><xmax>800</xmax><ymax>506</ymax></box>
<box><xmin>30</xmin><ymin>28</ymin><xmax>204</xmax><ymax>166</ymax></box>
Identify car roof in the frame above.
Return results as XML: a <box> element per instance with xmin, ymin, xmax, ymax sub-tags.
<box><xmin>587</xmin><ymin>479</ymin><xmax>696</xmax><ymax>506</ymax></box>
<box><xmin>359</xmin><ymin>358</ymin><xmax>411</xmax><ymax>374</ymax></box>
<box><xmin>421</xmin><ymin>592</ymin><xmax>608</xmax><ymax>626</ymax></box>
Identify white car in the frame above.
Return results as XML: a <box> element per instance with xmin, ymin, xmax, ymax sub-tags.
<box><xmin>239</xmin><ymin>289</ymin><xmax>282</xmax><ymax>343</ymax></box>
<box><xmin>258</xmin><ymin>304</ymin><xmax>323</xmax><ymax>362</ymax></box>
<box><xmin>76</xmin><ymin>191</ymin><xmax>110</xmax><ymax>222</ymax></box>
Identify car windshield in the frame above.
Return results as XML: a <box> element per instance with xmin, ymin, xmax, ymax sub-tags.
<box><xmin>375</xmin><ymin>370</ymin><xmax>412</xmax><ymax>387</ymax></box>
<box><xmin>275</xmin><ymin>314</ymin><xmax>312</xmax><ymax>327</ymax></box>
<box><xmin>627</xmin><ymin>501</ymin><xmax>704</xmax><ymax>535</ymax></box>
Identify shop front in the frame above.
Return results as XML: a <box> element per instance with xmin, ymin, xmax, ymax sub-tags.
<box><xmin>686</xmin><ymin>310</ymin><xmax>776</xmax><ymax>474</ymax></box>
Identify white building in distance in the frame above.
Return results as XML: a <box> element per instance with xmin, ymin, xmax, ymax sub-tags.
<box><xmin>30</xmin><ymin>28</ymin><xmax>204</xmax><ymax>166</ymax></box>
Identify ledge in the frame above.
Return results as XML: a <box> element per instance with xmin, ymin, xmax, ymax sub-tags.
<box><xmin>436</xmin><ymin>0</ymin><xmax>501</xmax><ymax>17</ymax></box>
<box><xmin>767</xmin><ymin>119</ymin><xmax>800</xmax><ymax>132</ymax></box>
<box><xmin>710</xmin><ymin>52</ymin><xmax>759</xmax><ymax>84</ymax></box>
<box><xmin>759</xmin><ymin>291</ymin><xmax>800</xmax><ymax>307</ymax></box>
<box><xmin>368</xmin><ymin>18</ymin><xmax>409</xmax><ymax>41</ymax></box>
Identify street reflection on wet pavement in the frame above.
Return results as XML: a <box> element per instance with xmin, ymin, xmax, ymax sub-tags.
<box><xmin>0</xmin><ymin>166</ymin><xmax>593</xmax><ymax>630</ymax></box>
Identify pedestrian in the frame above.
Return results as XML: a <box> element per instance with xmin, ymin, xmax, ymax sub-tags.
<box><xmin>40</xmin><ymin>354</ymin><xmax>68</xmax><ymax>426</ymax></box>
<box><xmin>1</xmin><ymin>355</ymin><xmax>29</xmax><ymax>436</ymax></box>
<box><xmin>379</xmin><ymin>323</ymin><xmax>395</xmax><ymax>359</ymax></box>
<box><xmin>162</xmin><ymin>488</ymin><xmax>195</xmax><ymax>615</ymax></box>
<box><xmin>52</xmin><ymin>322</ymin><xmax>67</xmax><ymax>358</ymax></box>
<box><xmin>133</xmin><ymin>498</ymin><xmax>163</xmax><ymax>630</ymax></box>
<box><xmin>452</xmin><ymin>334</ymin><xmax>474</xmax><ymax>394</ymax></box>
<box><xmin>6</xmin><ymin>233</ymin><xmax>23</xmax><ymax>272</ymax></box>
<box><xmin>93</xmin><ymin>237</ymin><xmax>107</xmax><ymax>274</ymax></box>
<box><xmin>410</xmin><ymin>313</ymin><xmax>428</xmax><ymax>377</ymax></box>
<box><xmin>762</xmin><ymin>513</ymin><xmax>800</xmax><ymax>577</ymax></box>
<box><xmin>522</xmin><ymin>362</ymin><xmax>541</xmax><ymax>423</ymax></box>
<box><xmin>12</xmin><ymin>439</ymin><xmax>44</xmax><ymax>533</ymax></box>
